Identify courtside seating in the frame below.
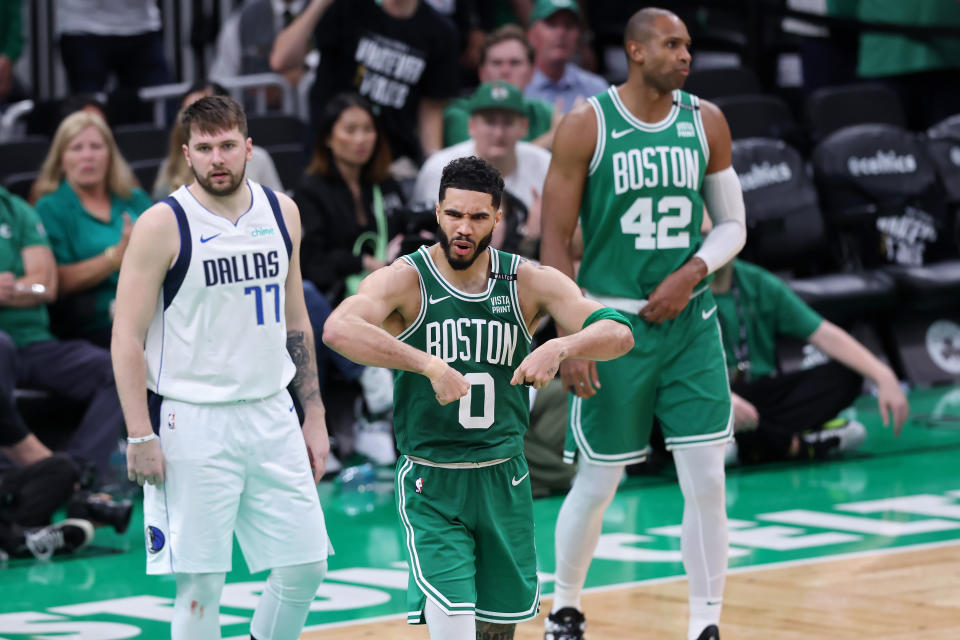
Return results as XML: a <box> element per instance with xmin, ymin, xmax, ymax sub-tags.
<box><xmin>113</xmin><ymin>123</ymin><xmax>170</xmax><ymax>163</ymax></box>
<box><xmin>0</xmin><ymin>136</ymin><xmax>49</xmax><ymax>183</ymax></box>
<box><xmin>715</xmin><ymin>94</ymin><xmax>800</xmax><ymax>146</ymax></box>
<box><xmin>684</xmin><ymin>67</ymin><xmax>760</xmax><ymax>100</ymax></box>
<box><xmin>805</xmin><ymin>83</ymin><xmax>905</xmax><ymax>144</ymax></box>
<box><xmin>811</xmin><ymin>123</ymin><xmax>953</xmax><ymax>270</ymax></box>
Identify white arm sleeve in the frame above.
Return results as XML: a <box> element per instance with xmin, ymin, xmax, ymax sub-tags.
<box><xmin>694</xmin><ymin>165</ymin><xmax>747</xmax><ymax>275</ymax></box>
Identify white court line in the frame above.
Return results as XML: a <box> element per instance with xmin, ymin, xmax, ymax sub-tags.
<box><xmin>223</xmin><ymin>537</ymin><xmax>960</xmax><ymax>638</ymax></box>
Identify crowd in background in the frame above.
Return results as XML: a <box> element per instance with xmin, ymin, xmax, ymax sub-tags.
<box><xmin>0</xmin><ymin>0</ymin><xmax>958</xmax><ymax>558</ymax></box>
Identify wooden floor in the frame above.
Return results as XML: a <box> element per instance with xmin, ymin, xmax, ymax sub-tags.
<box><xmin>307</xmin><ymin>543</ymin><xmax>960</xmax><ymax>639</ymax></box>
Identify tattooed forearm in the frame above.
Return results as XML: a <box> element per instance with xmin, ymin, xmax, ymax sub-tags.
<box><xmin>476</xmin><ymin>622</ymin><xmax>515</xmax><ymax>640</ymax></box>
<box><xmin>286</xmin><ymin>330</ymin><xmax>322</xmax><ymax>408</ymax></box>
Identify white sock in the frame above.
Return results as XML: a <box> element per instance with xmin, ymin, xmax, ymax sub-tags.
<box><xmin>673</xmin><ymin>443</ymin><xmax>728</xmax><ymax>640</ymax></box>
<box><xmin>551</xmin><ymin>461</ymin><xmax>624</xmax><ymax>613</ymax></box>
<box><xmin>172</xmin><ymin>572</ymin><xmax>226</xmax><ymax>640</ymax></box>
<box><xmin>424</xmin><ymin>597</ymin><xmax>475</xmax><ymax>640</ymax></box>
<box><xmin>250</xmin><ymin>561</ymin><xmax>327</xmax><ymax>640</ymax></box>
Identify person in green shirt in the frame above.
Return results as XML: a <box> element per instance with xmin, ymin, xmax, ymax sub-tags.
<box><xmin>31</xmin><ymin>110</ymin><xmax>152</xmax><ymax>348</ymax></box>
<box><xmin>711</xmin><ymin>259</ymin><xmax>909</xmax><ymax>463</ymax></box>
<box><xmin>443</xmin><ymin>24</ymin><xmax>559</xmax><ymax>150</ymax></box>
<box><xmin>0</xmin><ymin>185</ymin><xmax>126</xmax><ymax>485</ymax></box>
<box><xmin>0</xmin><ymin>0</ymin><xmax>25</xmax><ymax>105</ymax></box>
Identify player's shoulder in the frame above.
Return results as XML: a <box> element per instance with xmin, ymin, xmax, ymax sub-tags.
<box><xmin>136</xmin><ymin>199</ymin><xmax>181</xmax><ymax>232</ymax></box>
<box><xmin>516</xmin><ymin>259</ymin><xmax>571</xmax><ymax>291</ymax></box>
<box><xmin>553</xmin><ymin>101</ymin><xmax>599</xmax><ymax>161</ymax></box>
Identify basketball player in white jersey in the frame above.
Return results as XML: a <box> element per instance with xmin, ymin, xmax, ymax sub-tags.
<box><xmin>111</xmin><ymin>95</ymin><xmax>330</xmax><ymax>640</ymax></box>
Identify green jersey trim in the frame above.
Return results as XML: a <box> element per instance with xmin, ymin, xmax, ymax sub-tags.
<box><xmin>609</xmin><ymin>86</ymin><xmax>681</xmax><ymax>132</ymax></box>
<box><xmin>587</xmin><ymin>95</ymin><xmax>606</xmax><ymax>176</ymax></box>
<box><xmin>418</xmin><ymin>245</ymin><xmax>499</xmax><ymax>301</ymax></box>
<box><xmin>691</xmin><ymin>94</ymin><xmax>710</xmax><ymax>164</ymax></box>
<box><xmin>396</xmin><ymin>254</ymin><xmax>428</xmax><ymax>342</ymax></box>
<box><xmin>508</xmin><ymin>253</ymin><xmax>533</xmax><ymax>343</ymax></box>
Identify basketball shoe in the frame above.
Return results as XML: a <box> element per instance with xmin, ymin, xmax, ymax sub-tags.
<box><xmin>544</xmin><ymin>607</ymin><xmax>586</xmax><ymax>640</ymax></box>
<box><xmin>22</xmin><ymin>519</ymin><xmax>94</xmax><ymax>560</ymax></box>
<box><xmin>695</xmin><ymin>624</ymin><xmax>720</xmax><ymax>640</ymax></box>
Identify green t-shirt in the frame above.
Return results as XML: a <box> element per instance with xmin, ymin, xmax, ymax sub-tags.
<box><xmin>35</xmin><ymin>181</ymin><xmax>152</xmax><ymax>334</ymax></box>
<box><xmin>442</xmin><ymin>95</ymin><xmax>554</xmax><ymax>148</ymax></box>
<box><xmin>714</xmin><ymin>260</ymin><xmax>824</xmax><ymax>382</ymax></box>
<box><xmin>0</xmin><ymin>186</ymin><xmax>54</xmax><ymax>347</ymax></box>
<box><xmin>857</xmin><ymin>0</ymin><xmax>960</xmax><ymax>77</ymax></box>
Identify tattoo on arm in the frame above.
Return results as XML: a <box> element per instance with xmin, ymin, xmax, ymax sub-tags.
<box><xmin>476</xmin><ymin>622</ymin><xmax>515</xmax><ymax>640</ymax></box>
<box><xmin>286</xmin><ymin>330</ymin><xmax>322</xmax><ymax>408</ymax></box>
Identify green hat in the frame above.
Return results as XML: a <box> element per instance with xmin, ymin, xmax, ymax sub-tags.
<box><xmin>530</xmin><ymin>0</ymin><xmax>580</xmax><ymax>23</ymax></box>
<box><xmin>468</xmin><ymin>81</ymin><xmax>526</xmax><ymax>116</ymax></box>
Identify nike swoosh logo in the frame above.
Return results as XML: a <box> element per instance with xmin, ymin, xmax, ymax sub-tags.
<box><xmin>289</xmin><ymin>405</ymin><xmax>295</xmax><ymax>412</ymax></box>
<box><xmin>511</xmin><ymin>472</ymin><xmax>529</xmax><ymax>486</ymax></box>
<box><xmin>611</xmin><ymin>128</ymin><xmax>634</xmax><ymax>139</ymax></box>
<box><xmin>200</xmin><ymin>233</ymin><xmax>221</xmax><ymax>243</ymax></box>
<box><xmin>702</xmin><ymin>306</ymin><xmax>718</xmax><ymax>320</ymax></box>
<box><xmin>429</xmin><ymin>295</ymin><xmax>450</xmax><ymax>304</ymax></box>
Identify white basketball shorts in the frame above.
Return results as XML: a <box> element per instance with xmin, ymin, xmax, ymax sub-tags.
<box><xmin>143</xmin><ymin>389</ymin><xmax>329</xmax><ymax>574</ymax></box>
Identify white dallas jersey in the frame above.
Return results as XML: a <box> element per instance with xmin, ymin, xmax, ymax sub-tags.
<box><xmin>145</xmin><ymin>181</ymin><xmax>296</xmax><ymax>403</ymax></box>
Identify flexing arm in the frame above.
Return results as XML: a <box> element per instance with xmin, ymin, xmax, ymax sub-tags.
<box><xmin>278</xmin><ymin>193</ymin><xmax>330</xmax><ymax>481</ymax></box>
<box><xmin>642</xmin><ymin>100</ymin><xmax>745</xmax><ymax>323</ymax></box>
<box><xmin>323</xmin><ymin>261</ymin><xmax>470</xmax><ymax>405</ymax></box>
<box><xmin>511</xmin><ymin>263</ymin><xmax>634</xmax><ymax>389</ymax></box>
<box><xmin>111</xmin><ymin>204</ymin><xmax>179</xmax><ymax>486</ymax></box>
<box><xmin>809</xmin><ymin>321</ymin><xmax>909</xmax><ymax>434</ymax></box>
<box><xmin>270</xmin><ymin>0</ymin><xmax>334</xmax><ymax>73</ymax></box>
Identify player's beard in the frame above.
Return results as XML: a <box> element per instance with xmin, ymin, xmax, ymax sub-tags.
<box><xmin>438</xmin><ymin>226</ymin><xmax>494</xmax><ymax>271</ymax></box>
<box><xmin>193</xmin><ymin>162</ymin><xmax>247</xmax><ymax>197</ymax></box>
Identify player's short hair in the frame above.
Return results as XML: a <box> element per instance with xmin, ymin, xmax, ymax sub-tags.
<box><xmin>481</xmin><ymin>24</ymin><xmax>535</xmax><ymax>66</ymax></box>
<box><xmin>180</xmin><ymin>95</ymin><xmax>248</xmax><ymax>144</ymax></box>
<box><xmin>438</xmin><ymin>156</ymin><xmax>505</xmax><ymax>209</ymax></box>
<box><xmin>625</xmin><ymin>7</ymin><xmax>678</xmax><ymax>46</ymax></box>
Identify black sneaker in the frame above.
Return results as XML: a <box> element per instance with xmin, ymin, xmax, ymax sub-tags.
<box><xmin>695</xmin><ymin>624</ymin><xmax>720</xmax><ymax>640</ymax></box>
<box><xmin>544</xmin><ymin>607</ymin><xmax>586</xmax><ymax>640</ymax></box>
<box><xmin>22</xmin><ymin>519</ymin><xmax>94</xmax><ymax>560</ymax></box>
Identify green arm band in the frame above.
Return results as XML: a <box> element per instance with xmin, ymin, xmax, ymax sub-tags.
<box><xmin>582</xmin><ymin>307</ymin><xmax>633</xmax><ymax>331</ymax></box>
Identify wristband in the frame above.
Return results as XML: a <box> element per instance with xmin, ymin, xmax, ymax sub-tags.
<box><xmin>582</xmin><ymin>307</ymin><xmax>633</xmax><ymax>330</ymax></box>
<box><xmin>421</xmin><ymin>355</ymin><xmax>447</xmax><ymax>382</ymax></box>
<box><xmin>104</xmin><ymin>246</ymin><xmax>121</xmax><ymax>270</ymax></box>
<box><xmin>127</xmin><ymin>433</ymin><xmax>157</xmax><ymax>444</ymax></box>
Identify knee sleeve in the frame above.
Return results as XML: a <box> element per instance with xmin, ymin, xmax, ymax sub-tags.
<box><xmin>173</xmin><ymin>572</ymin><xmax>226</xmax><ymax>640</ymax></box>
<box><xmin>250</xmin><ymin>560</ymin><xmax>326</xmax><ymax>640</ymax></box>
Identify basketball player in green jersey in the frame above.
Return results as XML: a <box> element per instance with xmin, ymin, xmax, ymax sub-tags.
<box><xmin>540</xmin><ymin>8</ymin><xmax>747</xmax><ymax>640</ymax></box>
<box><xmin>324</xmin><ymin>156</ymin><xmax>634</xmax><ymax>640</ymax></box>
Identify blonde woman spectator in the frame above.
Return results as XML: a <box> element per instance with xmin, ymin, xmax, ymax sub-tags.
<box><xmin>152</xmin><ymin>82</ymin><xmax>284</xmax><ymax>199</ymax></box>
<box><xmin>30</xmin><ymin>111</ymin><xmax>151</xmax><ymax>348</ymax></box>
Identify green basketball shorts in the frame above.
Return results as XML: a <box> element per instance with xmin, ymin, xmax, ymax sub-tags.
<box><xmin>564</xmin><ymin>290</ymin><xmax>733</xmax><ymax>466</ymax></box>
<box><xmin>396</xmin><ymin>455</ymin><xmax>541</xmax><ymax>624</ymax></box>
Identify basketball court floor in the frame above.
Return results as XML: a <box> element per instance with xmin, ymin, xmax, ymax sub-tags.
<box><xmin>2</xmin><ymin>386</ymin><xmax>960</xmax><ymax>639</ymax></box>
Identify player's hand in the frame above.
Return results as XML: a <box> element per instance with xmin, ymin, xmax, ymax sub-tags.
<box><xmin>876</xmin><ymin>373</ymin><xmax>909</xmax><ymax>436</ymax></box>
<box><xmin>641</xmin><ymin>262</ymin><xmax>704</xmax><ymax>324</ymax></box>
<box><xmin>511</xmin><ymin>342</ymin><xmax>561</xmax><ymax>389</ymax></box>
<box><xmin>560</xmin><ymin>358</ymin><xmax>599</xmax><ymax>398</ymax></box>
<box><xmin>731</xmin><ymin>393</ymin><xmax>759</xmax><ymax>432</ymax></box>
<box><xmin>302</xmin><ymin>415</ymin><xmax>330</xmax><ymax>482</ymax></box>
<box><xmin>127</xmin><ymin>437</ymin><xmax>165</xmax><ymax>486</ymax></box>
<box><xmin>430</xmin><ymin>364</ymin><xmax>470</xmax><ymax>406</ymax></box>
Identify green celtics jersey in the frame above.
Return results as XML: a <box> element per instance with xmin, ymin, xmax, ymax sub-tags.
<box><xmin>394</xmin><ymin>246</ymin><xmax>532</xmax><ymax>463</ymax></box>
<box><xmin>578</xmin><ymin>87</ymin><xmax>709</xmax><ymax>299</ymax></box>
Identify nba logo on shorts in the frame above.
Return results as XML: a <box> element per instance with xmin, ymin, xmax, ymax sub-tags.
<box><xmin>167</xmin><ymin>412</ymin><xmax>175</xmax><ymax>429</ymax></box>
<box><xmin>415</xmin><ymin>477</ymin><xmax>424</xmax><ymax>494</ymax></box>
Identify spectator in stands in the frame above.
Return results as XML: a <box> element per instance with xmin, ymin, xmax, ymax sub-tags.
<box><xmin>293</xmin><ymin>93</ymin><xmax>406</xmax><ymax>463</ymax></box>
<box><xmin>209</xmin><ymin>0</ymin><xmax>307</xmax><ymax>110</ymax></box>
<box><xmin>56</xmin><ymin>0</ymin><xmax>168</xmax><ymax>95</ymax></box>
<box><xmin>152</xmin><ymin>82</ymin><xmax>284</xmax><ymax>199</ymax></box>
<box><xmin>444</xmin><ymin>24</ymin><xmax>561</xmax><ymax>150</ymax></box>
<box><xmin>414</xmin><ymin>81</ymin><xmax>550</xmax><ymax>254</ymax></box>
<box><xmin>0</xmin><ymin>0</ymin><xmax>27</xmax><ymax>107</ymax></box>
<box><xmin>711</xmin><ymin>259</ymin><xmax>910</xmax><ymax>464</ymax></box>
<box><xmin>30</xmin><ymin>111</ymin><xmax>152</xmax><ymax>348</ymax></box>
<box><xmin>525</xmin><ymin>0</ymin><xmax>606</xmax><ymax>114</ymax></box>
<box><xmin>0</xmin><ymin>185</ymin><xmax>127</xmax><ymax>485</ymax></box>
<box><xmin>270</xmin><ymin>0</ymin><xmax>461</xmax><ymax>164</ymax></box>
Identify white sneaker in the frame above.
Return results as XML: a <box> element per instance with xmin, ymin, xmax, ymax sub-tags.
<box><xmin>801</xmin><ymin>419</ymin><xmax>867</xmax><ymax>457</ymax></box>
<box><xmin>359</xmin><ymin>366</ymin><xmax>394</xmax><ymax>415</ymax></box>
<box><xmin>355</xmin><ymin>419</ymin><xmax>397</xmax><ymax>466</ymax></box>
